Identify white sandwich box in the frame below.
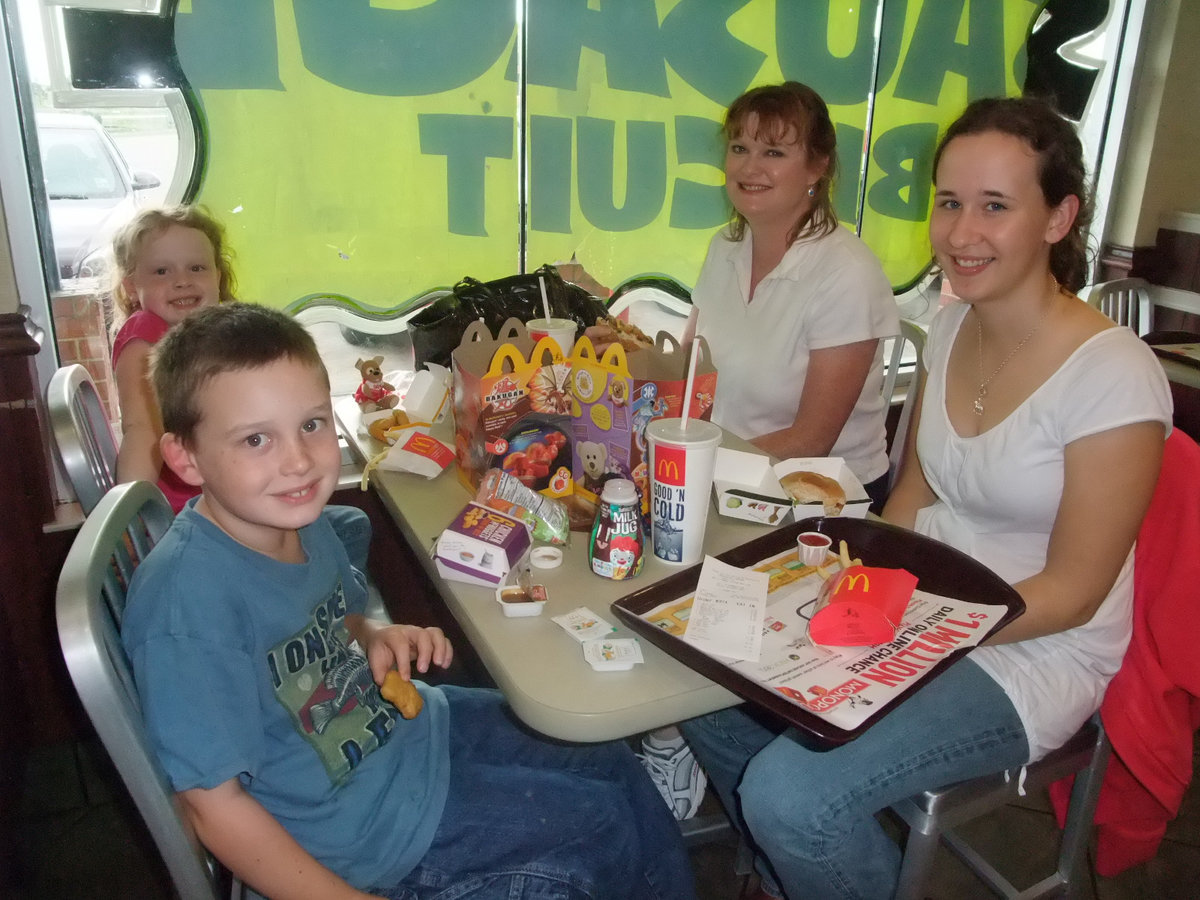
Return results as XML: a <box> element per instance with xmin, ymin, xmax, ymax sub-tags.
<box><xmin>434</xmin><ymin>502</ymin><xmax>532</xmax><ymax>587</ymax></box>
<box><xmin>712</xmin><ymin>449</ymin><xmax>870</xmax><ymax>523</ymax></box>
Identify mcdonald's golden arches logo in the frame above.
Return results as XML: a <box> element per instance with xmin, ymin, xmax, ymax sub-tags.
<box><xmin>654</xmin><ymin>445</ymin><xmax>686</xmax><ymax>487</ymax></box>
<box><xmin>835</xmin><ymin>572</ymin><xmax>872</xmax><ymax>596</ymax></box>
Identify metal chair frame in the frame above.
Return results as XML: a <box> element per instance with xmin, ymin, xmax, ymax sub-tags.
<box><xmin>56</xmin><ymin>481</ymin><xmax>250</xmax><ymax>900</ymax></box>
<box><xmin>891</xmin><ymin>715</ymin><xmax>1110</xmax><ymax>900</ymax></box>
<box><xmin>883</xmin><ymin>319</ymin><xmax>927</xmax><ymax>489</ymax></box>
<box><xmin>47</xmin><ymin>363</ymin><xmax>119</xmax><ymax>514</ymax></box>
<box><xmin>1086</xmin><ymin>277</ymin><xmax>1152</xmax><ymax>335</ymax></box>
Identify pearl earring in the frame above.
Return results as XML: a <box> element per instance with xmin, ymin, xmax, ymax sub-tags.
<box><xmin>807</xmin><ymin>185</ymin><xmax>816</xmax><ymax>198</ymax></box>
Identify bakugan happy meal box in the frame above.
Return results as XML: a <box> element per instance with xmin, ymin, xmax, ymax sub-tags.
<box><xmin>451</xmin><ymin>318</ymin><xmax>575</xmax><ymax>499</ymax></box>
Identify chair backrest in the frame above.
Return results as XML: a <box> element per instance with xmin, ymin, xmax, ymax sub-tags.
<box><xmin>55</xmin><ymin>481</ymin><xmax>224</xmax><ymax>900</ymax></box>
<box><xmin>47</xmin><ymin>363</ymin><xmax>119</xmax><ymax>515</ymax></box>
<box><xmin>1086</xmin><ymin>277</ymin><xmax>1151</xmax><ymax>335</ymax></box>
<box><xmin>605</xmin><ymin>278</ymin><xmax>693</xmax><ymax>343</ymax></box>
<box><xmin>288</xmin><ymin>288</ymin><xmax>453</xmax><ymax>337</ymax></box>
<box><xmin>883</xmin><ymin>320</ymin><xmax>927</xmax><ymax>488</ymax></box>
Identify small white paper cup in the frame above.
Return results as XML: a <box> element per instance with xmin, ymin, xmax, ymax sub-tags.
<box><xmin>527</xmin><ymin>317</ymin><xmax>578</xmax><ymax>356</ymax></box>
<box><xmin>495</xmin><ymin>584</ymin><xmax>547</xmax><ymax>617</ymax></box>
<box><xmin>797</xmin><ymin>531</ymin><xmax>833</xmax><ymax>566</ymax></box>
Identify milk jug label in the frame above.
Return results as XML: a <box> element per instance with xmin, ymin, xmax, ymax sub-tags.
<box><xmin>590</xmin><ymin>502</ymin><xmax>643</xmax><ymax>579</ymax></box>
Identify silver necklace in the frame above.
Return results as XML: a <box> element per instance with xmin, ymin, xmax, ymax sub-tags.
<box><xmin>973</xmin><ymin>293</ymin><xmax>1056</xmax><ymax>416</ymax></box>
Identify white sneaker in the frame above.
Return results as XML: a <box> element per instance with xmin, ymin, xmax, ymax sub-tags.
<box><xmin>638</xmin><ymin>734</ymin><xmax>707</xmax><ymax>820</ymax></box>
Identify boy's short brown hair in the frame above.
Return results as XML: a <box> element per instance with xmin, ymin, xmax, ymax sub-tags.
<box><xmin>151</xmin><ymin>302</ymin><xmax>328</xmax><ymax>445</ymax></box>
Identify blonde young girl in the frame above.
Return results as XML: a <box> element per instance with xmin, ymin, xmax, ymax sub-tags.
<box><xmin>111</xmin><ymin>205</ymin><xmax>235</xmax><ymax>511</ymax></box>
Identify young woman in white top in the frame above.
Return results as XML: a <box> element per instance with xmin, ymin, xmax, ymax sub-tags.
<box><xmin>684</xmin><ymin>82</ymin><xmax>900</xmax><ymax>508</ymax></box>
<box><xmin>679</xmin><ymin>96</ymin><xmax>1171</xmax><ymax>900</ymax></box>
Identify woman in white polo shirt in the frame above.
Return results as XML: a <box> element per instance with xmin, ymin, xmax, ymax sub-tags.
<box><xmin>635</xmin><ymin>82</ymin><xmax>903</xmax><ymax>829</ymax></box>
<box><xmin>685</xmin><ymin>81</ymin><xmax>900</xmax><ymax>509</ymax></box>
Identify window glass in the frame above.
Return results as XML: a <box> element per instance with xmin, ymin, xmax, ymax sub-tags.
<box><xmin>5</xmin><ymin>0</ymin><xmax>1138</xmax><ymax>418</ymax></box>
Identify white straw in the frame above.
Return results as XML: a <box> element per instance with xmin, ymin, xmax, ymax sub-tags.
<box><xmin>680</xmin><ymin>337</ymin><xmax>700</xmax><ymax>429</ymax></box>
<box><xmin>538</xmin><ymin>275</ymin><xmax>552</xmax><ymax>321</ymax></box>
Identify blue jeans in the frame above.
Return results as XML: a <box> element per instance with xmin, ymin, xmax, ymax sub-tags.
<box><xmin>374</xmin><ymin>687</ymin><xmax>696</xmax><ymax>900</ymax></box>
<box><xmin>680</xmin><ymin>659</ymin><xmax>1028</xmax><ymax>900</ymax></box>
<box><xmin>326</xmin><ymin>504</ymin><xmax>372</xmax><ymax>573</ymax></box>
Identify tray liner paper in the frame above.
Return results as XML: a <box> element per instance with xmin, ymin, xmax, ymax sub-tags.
<box><xmin>611</xmin><ymin>517</ymin><xmax>1023</xmax><ymax>748</ymax></box>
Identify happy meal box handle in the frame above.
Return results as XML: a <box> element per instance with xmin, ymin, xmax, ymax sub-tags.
<box><xmin>486</xmin><ymin>344</ymin><xmax>528</xmax><ymax>377</ymax></box>
<box><xmin>497</xmin><ymin>316</ymin><xmax>525</xmax><ymax>342</ymax></box>
<box><xmin>573</xmin><ymin>335</ymin><xmax>599</xmax><ymax>362</ymax></box>
<box><xmin>461</xmin><ymin>319</ymin><xmax>492</xmax><ymax>344</ymax></box>
<box><xmin>530</xmin><ymin>337</ymin><xmax>566</xmax><ymax>366</ymax></box>
<box><xmin>599</xmin><ymin>341</ymin><xmax>633</xmax><ymax>377</ymax></box>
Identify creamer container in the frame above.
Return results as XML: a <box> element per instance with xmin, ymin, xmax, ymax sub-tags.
<box><xmin>588</xmin><ymin>479</ymin><xmax>644</xmax><ymax>579</ymax></box>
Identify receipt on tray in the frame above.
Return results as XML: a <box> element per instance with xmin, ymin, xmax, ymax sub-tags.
<box><xmin>681</xmin><ymin>556</ymin><xmax>767</xmax><ymax>662</ymax></box>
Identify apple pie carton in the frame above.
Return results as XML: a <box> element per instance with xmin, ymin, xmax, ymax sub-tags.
<box><xmin>434</xmin><ymin>502</ymin><xmax>532</xmax><ymax>587</ymax></box>
<box><xmin>712</xmin><ymin>450</ymin><xmax>870</xmax><ymax>524</ymax></box>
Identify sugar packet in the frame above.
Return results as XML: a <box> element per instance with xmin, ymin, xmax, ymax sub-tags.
<box><xmin>551</xmin><ymin>606</ymin><xmax>617</xmax><ymax>643</ymax></box>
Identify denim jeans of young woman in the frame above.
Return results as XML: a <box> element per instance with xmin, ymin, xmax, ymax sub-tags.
<box><xmin>373</xmin><ymin>687</ymin><xmax>696</xmax><ymax>900</ymax></box>
<box><xmin>680</xmin><ymin>659</ymin><xmax>1029</xmax><ymax>900</ymax></box>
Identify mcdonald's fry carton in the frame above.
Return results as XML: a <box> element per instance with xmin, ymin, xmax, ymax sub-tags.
<box><xmin>808</xmin><ymin>565</ymin><xmax>919</xmax><ymax>646</ymax></box>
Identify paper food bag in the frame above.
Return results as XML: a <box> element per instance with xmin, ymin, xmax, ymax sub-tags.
<box><xmin>451</xmin><ymin>318</ymin><xmax>574</xmax><ymax>497</ymax></box>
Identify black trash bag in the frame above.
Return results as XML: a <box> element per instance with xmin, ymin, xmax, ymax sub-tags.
<box><xmin>412</xmin><ymin>265</ymin><xmax>611</xmax><ymax>370</ymax></box>
<box><xmin>409</xmin><ymin>293</ymin><xmax>473</xmax><ymax>370</ymax></box>
<box><xmin>454</xmin><ymin>263</ymin><xmax>610</xmax><ymax>333</ymax></box>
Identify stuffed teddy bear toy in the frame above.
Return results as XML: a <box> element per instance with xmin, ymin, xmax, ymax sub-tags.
<box><xmin>578</xmin><ymin>440</ymin><xmax>609</xmax><ymax>494</ymax></box>
<box><xmin>354</xmin><ymin>356</ymin><xmax>399</xmax><ymax>412</ymax></box>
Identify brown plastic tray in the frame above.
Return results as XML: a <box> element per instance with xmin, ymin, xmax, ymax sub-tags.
<box><xmin>611</xmin><ymin>516</ymin><xmax>1024</xmax><ymax>749</ymax></box>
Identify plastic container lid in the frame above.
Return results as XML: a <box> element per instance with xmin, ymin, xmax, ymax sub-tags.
<box><xmin>644</xmin><ymin>417</ymin><xmax>722</xmax><ymax>447</ymax></box>
<box><xmin>600</xmin><ymin>478</ymin><xmax>638</xmax><ymax>504</ymax></box>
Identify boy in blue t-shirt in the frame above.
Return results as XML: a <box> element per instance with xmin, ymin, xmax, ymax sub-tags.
<box><xmin>121</xmin><ymin>303</ymin><xmax>695</xmax><ymax>900</ymax></box>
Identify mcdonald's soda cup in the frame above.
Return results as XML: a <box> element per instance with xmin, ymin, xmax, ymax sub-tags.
<box><xmin>646</xmin><ymin>418</ymin><xmax>722</xmax><ymax>565</ymax></box>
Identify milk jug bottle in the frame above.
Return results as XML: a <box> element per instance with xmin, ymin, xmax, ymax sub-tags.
<box><xmin>588</xmin><ymin>479</ymin><xmax>644</xmax><ymax>579</ymax></box>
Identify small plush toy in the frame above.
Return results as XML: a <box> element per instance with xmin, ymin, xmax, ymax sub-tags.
<box><xmin>354</xmin><ymin>356</ymin><xmax>399</xmax><ymax>412</ymax></box>
<box><xmin>578</xmin><ymin>440</ymin><xmax>608</xmax><ymax>494</ymax></box>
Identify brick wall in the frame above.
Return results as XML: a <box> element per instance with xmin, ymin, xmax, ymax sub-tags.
<box><xmin>51</xmin><ymin>288</ymin><xmax>116</xmax><ymax>422</ymax></box>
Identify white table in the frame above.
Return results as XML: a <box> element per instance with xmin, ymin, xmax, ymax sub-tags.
<box><xmin>1152</xmin><ymin>342</ymin><xmax>1200</xmax><ymax>390</ymax></box>
<box><xmin>335</xmin><ymin>398</ymin><xmax>778</xmax><ymax>742</ymax></box>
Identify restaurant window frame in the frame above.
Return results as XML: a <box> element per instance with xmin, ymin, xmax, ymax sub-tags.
<box><xmin>0</xmin><ymin>0</ymin><xmax>1156</xmax><ymax>506</ymax></box>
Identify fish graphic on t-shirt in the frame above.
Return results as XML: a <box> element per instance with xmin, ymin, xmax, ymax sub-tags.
<box><xmin>309</xmin><ymin>654</ymin><xmax>375</xmax><ymax>734</ymax></box>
